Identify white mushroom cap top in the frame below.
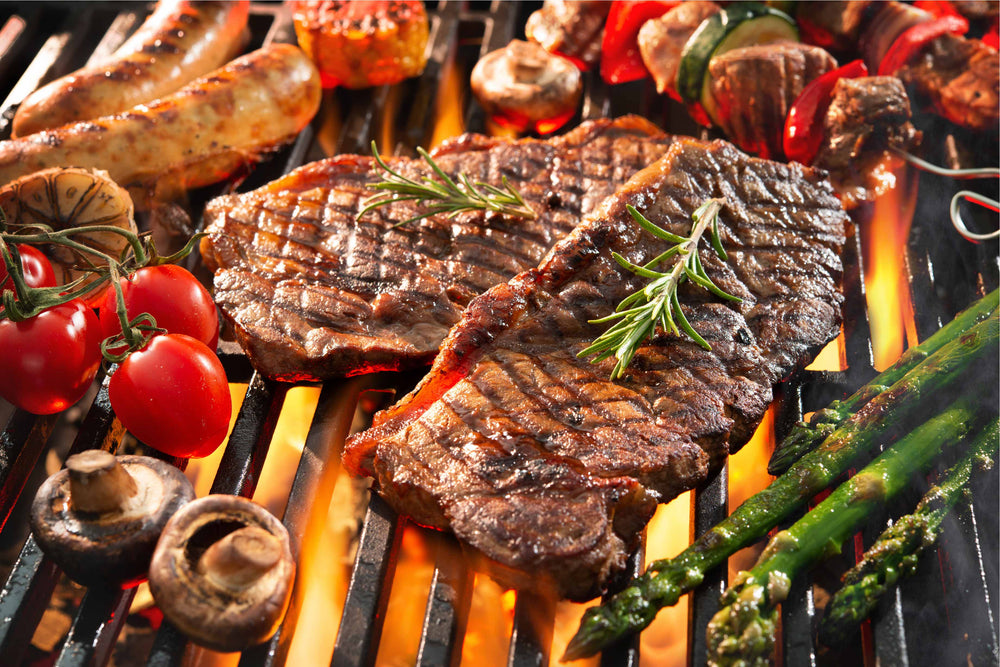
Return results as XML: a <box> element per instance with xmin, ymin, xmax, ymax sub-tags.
<box><xmin>471</xmin><ymin>39</ymin><xmax>582</xmax><ymax>133</ymax></box>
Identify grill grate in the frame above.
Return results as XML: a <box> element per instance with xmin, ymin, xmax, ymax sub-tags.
<box><xmin>0</xmin><ymin>2</ymin><xmax>996</xmax><ymax>666</ymax></box>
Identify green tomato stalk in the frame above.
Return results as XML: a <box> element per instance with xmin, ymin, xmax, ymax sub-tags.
<box><xmin>0</xmin><ymin>207</ymin><xmax>204</xmax><ymax>360</ymax></box>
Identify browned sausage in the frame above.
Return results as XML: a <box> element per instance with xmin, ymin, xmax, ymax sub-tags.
<box><xmin>0</xmin><ymin>43</ymin><xmax>321</xmax><ymax>208</ymax></box>
<box><xmin>12</xmin><ymin>0</ymin><xmax>250</xmax><ymax>137</ymax></box>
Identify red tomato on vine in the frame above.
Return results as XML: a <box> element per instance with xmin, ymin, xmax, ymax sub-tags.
<box><xmin>97</xmin><ymin>264</ymin><xmax>219</xmax><ymax>350</ymax></box>
<box><xmin>0</xmin><ymin>299</ymin><xmax>103</xmax><ymax>414</ymax></box>
<box><xmin>0</xmin><ymin>244</ymin><xmax>57</xmax><ymax>293</ymax></box>
<box><xmin>108</xmin><ymin>333</ymin><xmax>232</xmax><ymax>458</ymax></box>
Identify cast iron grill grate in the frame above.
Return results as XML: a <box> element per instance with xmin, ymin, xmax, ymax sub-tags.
<box><xmin>0</xmin><ymin>2</ymin><xmax>995</xmax><ymax>666</ymax></box>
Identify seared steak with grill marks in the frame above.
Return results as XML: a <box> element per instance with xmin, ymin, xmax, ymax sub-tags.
<box><xmin>344</xmin><ymin>138</ymin><xmax>848</xmax><ymax>600</ymax></box>
<box><xmin>200</xmin><ymin>116</ymin><xmax>676</xmax><ymax>380</ymax></box>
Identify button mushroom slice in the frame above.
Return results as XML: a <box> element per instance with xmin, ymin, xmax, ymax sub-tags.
<box><xmin>148</xmin><ymin>495</ymin><xmax>295</xmax><ymax>653</ymax></box>
<box><xmin>470</xmin><ymin>39</ymin><xmax>582</xmax><ymax>134</ymax></box>
<box><xmin>29</xmin><ymin>450</ymin><xmax>195</xmax><ymax>588</ymax></box>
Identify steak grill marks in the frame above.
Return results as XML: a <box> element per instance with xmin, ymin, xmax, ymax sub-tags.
<box><xmin>201</xmin><ymin>116</ymin><xmax>678</xmax><ymax>381</ymax></box>
<box><xmin>344</xmin><ymin>138</ymin><xmax>848</xmax><ymax>601</ymax></box>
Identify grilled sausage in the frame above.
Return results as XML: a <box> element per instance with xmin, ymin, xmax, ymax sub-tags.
<box><xmin>12</xmin><ymin>0</ymin><xmax>250</xmax><ymax>137</ymax></box>
<box><xmin>0</xmin><ymin>44</ymin><xmax>321</xmax><ymax>208</ymax></box>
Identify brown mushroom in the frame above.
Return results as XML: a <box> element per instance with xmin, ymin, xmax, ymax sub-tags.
<box><xmin>148</xmin><ymin>495</ymin><xmax>295</xmax><ymax>652</ymax></box>
<box><xmin>470</xmin><ymin>39</ymin><xmax>582</xmax><ymax>134</ymax></box>
<box><xmin>29</xmin><ymin>450</ymin><xmax>195</xmax><ymax>588</ymax></box>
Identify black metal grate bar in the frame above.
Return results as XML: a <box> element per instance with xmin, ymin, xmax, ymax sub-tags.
<box><xmin>688</xmin><ymin>466</ymin><xmax>729</xmax><ymax>667</ymax></box>
<box><xmin>55</xmin><ymin>585</ymin><xmax>136</xmax><ymax>667</ymax></box>
<box><xmin>331</xmin><ymin>494</ymin><xmax>403</xmax><ymax>667</ymax></box>
<box><xmin>507</xmin><ymin>591</ymin><xmax>555</xmax><ymax>667</ymax></box>
<box><xmin>415</xmin><ymin>532</ymin><xmax>474</xmax><ymax>667</ymax></box>
<box><xmin>208</xmin><ymin>374</ymin><xmax>287</xmax><ymax>497</ymax></box>
<box><xmin>241</xmin><ymin>376</ymin><xmax>372</xmax><ymax>667</ymax></box>
<box><xmin>0</xmin><ymin>410</ymin><xmax>56</xmax><ymax>532</ymax></box>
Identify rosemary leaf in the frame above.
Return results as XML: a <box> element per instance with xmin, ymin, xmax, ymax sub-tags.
<box><xmin>579</xmin><ymin>198</ymin><xmax>742</xmax><ymax>380</ymax></box>
<box><xmin>357</xmin><ymin>142</ymin><xmax>536</xmax><ymax>228</ymax></box>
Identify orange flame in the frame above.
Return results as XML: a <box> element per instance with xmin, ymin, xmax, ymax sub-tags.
<box><xmin>728</xmin><ymin>404</ymin><xmax>777</xmax><ymax>579</ymax></box>
<box><xmin>639</xmin><ymin>490</ymin><xmax>693</xmax><ymax>667</ymax></box>
<box><xmin>428</xmin><ymin>47</ymin><xmax>465</xmax><ymax>148</ymax></box>
<box><xmin>862</xmin><ymin>165</ymin><xmax>920</xmax><ymax>370</ymax></box>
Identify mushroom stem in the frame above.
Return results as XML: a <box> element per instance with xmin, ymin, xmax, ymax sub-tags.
<box><xmin>198</xmin><ymin>526</ymin><xmax>283</xmax><ymax>591</ymax></box>
<box><xmin>66</xmin><ymin>450</ymin><xmax>138</xmax><ymax>514</ymax></box>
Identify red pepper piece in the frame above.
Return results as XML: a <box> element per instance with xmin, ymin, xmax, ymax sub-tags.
<box><xmin>782</xmin><ymin>59</ymin><xmax>869</xmax><ymax>165</ymax></box>
<box><xmin>878</xmin><ymin>15</ymin><xmax>970</xmax><ymax>76</ymax></box>
<box><xmin>912</xmin><ymin>1</ymin><xmax>964</xmax><ymax>20</ymax></box>
<box><xmin>600</xmin><ymin>0</ymin><xmax>680</xmax><ymax>84</ymax></box>
<box><xmin>983</xmin><ymin>18</ymin><xmax>999</xmax><ymax>50</ymax></box>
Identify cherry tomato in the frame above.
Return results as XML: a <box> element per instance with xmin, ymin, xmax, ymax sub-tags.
<box><xmin>0</xmin><ymin>244</ymin><xmax>57</xmax><ymax>292</ymax></box>
<box><xmin>0</xmin><ymin>299</ymin><xmax>103</xmax><ymax>414</ymax></box>
<box><xmin>109</xmin><ymin>333</ymin><xmax>232</xmax><ymax>458</ymax></box>
<box><xmin>98</xmin><ymin>264</ymin><xmax>219</xmax><ymax>350</ymax></box>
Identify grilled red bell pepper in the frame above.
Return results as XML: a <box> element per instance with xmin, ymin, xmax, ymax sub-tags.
<box><xmin>983</xmin><ymin>18</ymin><xmax>999</xmax><ymax>50</ymax></box>
<box><xmin>783</xmin><ymin>59</ymin><xmax>869</xmax><ymax>165</ymax></box>
<box><xmin>600</xmin><ymin>0</ymin><xmax>680</xmax><ymax>84</ymax></box>
<box><xmin>912</xmin><ymin>1</ymin><xmax>965</xmax><ymax>20</ymax></box>
<box><xmin>878</xmin><ymin>14</ymin><xmax>970</xmax><ymax>75</ymax></box>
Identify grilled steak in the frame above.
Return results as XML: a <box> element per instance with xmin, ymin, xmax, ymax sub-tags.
<box><xmin>200</xmin><ymin>116</ymin><xmax>677</xmax><ymax>381</ymax></box>
<box><xmin>707</xmin><ymin>42</ymin><xmax>837</xmax><ymax>160</ymax></box>
<box><xmin>814</xmin><ymin>76</ymin><xmax>921</xmax><ymax>209</ymax></box>
<box><xmin>344</xmin><ymin>138</ymin><xmax>848</xmax><ymax>600</ymax></box>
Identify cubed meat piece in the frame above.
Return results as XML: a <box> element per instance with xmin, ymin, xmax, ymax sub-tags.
<box><xmin>707</xmin><ymin>43</ymin><xmax>837</xmax><ymax>159</ymax></box>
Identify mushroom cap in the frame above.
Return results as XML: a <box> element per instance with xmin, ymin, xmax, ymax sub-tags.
<box><xmin>470</xmin><ymin>39</ymin><xmax>582</xmax><ymax>133</ymax></box>
<box><xmin>30</xmin><ymin>454</ymin><xmax>195</xmax><ymax>588</ymax></box>
<box><xmin>148</xmin><ymin>495</ymin><xmax>295</xmax><ymax>653</ymax></box>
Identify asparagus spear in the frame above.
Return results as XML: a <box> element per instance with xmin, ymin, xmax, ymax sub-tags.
<box><xmin>768</xmin><ymin>288</ymin><xmax>998</xmax><ymax>475</ymax></box>
<box><xmin>706</xmin><ymin>398</ymin><xmax>982</xmax><ymax>667</ymax></box>
<box><xmin>818</xmin><ymin>417</ymin><xmax>999</xmax><ymax>647</ymax></box>
<box><xmin>563</xmin><ymin>315</ymin><xmax>997</xmax><ymax>661</ymax></box>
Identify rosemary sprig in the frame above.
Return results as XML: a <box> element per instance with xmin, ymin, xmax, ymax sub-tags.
<box><xmin>578</xmin><ymin>198</ymin><xmax>742</xmax><ymax>380</ymax></box>
<box><xmin>357</xmin><ymin>141</ymin><xmax>536</xmax><ymax>227</ymax></box>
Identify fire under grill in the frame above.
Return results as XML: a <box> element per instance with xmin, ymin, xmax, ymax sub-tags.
<box><xmin>0</xmin><ymin>2</ymin><xmax>996</xmax><ymax>666</ymax></box>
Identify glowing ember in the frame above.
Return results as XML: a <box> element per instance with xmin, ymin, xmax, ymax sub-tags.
<box><xmin>862</xmin><ymin>164</ymin><xmax>920</xmax><ymax>370</ymax></box>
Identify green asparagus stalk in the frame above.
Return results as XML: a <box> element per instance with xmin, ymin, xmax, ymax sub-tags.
<box><xmin>706</xmin><ymin>398</ymin><xmax>982</xmax><ymax>667</ymax></box>
<box><xmin>818</xmin><ymin>417</ymin><xmax>999</xmax><ymax>647</ymax></box>
<box><xmin>768</xmin><ymin>288</ymin><xmax>998</xmax><ymax>475</ymax></box>
<box><xmin>563</xmin><ymin>315</ymin><xmax>997</xmax><ymax>661</ymax></box>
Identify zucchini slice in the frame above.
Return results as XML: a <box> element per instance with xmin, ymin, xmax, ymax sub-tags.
<box><xmin>677</xmin><ymin>2</ymin><xmax>799</xmax><ymax>109</ymax></box>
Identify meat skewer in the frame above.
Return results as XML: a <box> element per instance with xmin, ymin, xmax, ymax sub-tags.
<box><xmin>619</xmin><ymin>2</ymin><xmax>922</xmax><ymax>207</ymax></box>
<box><xmin>800</xmin><ymin>0</ymin><xmax>999</xmax><ymax>132</ymax></box>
